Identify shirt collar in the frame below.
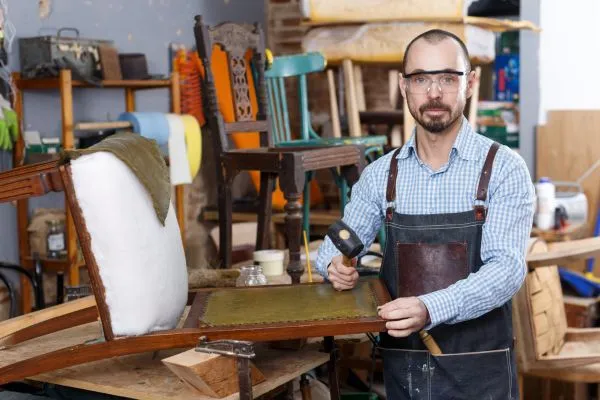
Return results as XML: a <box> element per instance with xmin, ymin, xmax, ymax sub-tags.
<box><xmin>396</xmin><ymin>116</ymin><xmax>479</xmax><ymax>161</ymax></box>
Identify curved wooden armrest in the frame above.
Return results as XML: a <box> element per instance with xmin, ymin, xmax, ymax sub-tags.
<box><xmin>0</xmin><ymin>160</ymin><xmax>62</xmax><ymax>203</ymax></box>
<box><xmin>526</xmin><ymin>237</ymin><xmax>600</xmax><ymax>268</ymax></box>
<box><xmin>0</xmin><ymin>296</ymin><xmax>97</xmax><ymax>348</ymax></box>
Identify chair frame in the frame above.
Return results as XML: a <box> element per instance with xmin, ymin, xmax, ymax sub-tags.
<box><xmin>194</xmin><ymin>16</ymin><xmax>365</xmax><ymax>281</ymax></box>
<box><xmin>0</xmin><ymin>158</ymin><xmax>390</xmax><ymax>394</ymax></box>
<box><xmin>264</xmin><ymin>52</ymin><xmax>388</xmax><ymax>241</ymax></box>
<box><xmin>516</xmin><ymin>237</ymin><xmax>600</xmax><ymax>371</ymax></box>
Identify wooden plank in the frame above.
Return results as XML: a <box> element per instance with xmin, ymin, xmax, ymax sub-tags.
<box><xmin>526</xmin><ymin>237</ymin><xmax>600</xmax><ymax>268</ymax></box>
<box><xmin>327</xmin><ymin>69</ymin><xmax>342</xmax><ymax>138</ymax></box>
<box><xmin>162</xmin><ymin>349</ymin><xmax>265</xmax><ymax>398</ymax></box>
<box><xmin>0</xmin><ymin>296</ymin><xmax>96</xmax><ymax>341</ymax></box>
<box><xmin>531</xmin><ymin>289</ymin><xmax>553</xmax><ymax>314</ymax></box>
<box><xmin>74</xmin><ymin>121</ymin><xmax>132</xmax><ymax>131</ymax></box>
<box><xmin>225</xmin><ymin>121</ymin><xmax>269</xmax><ymax>133</ymax></box>
<box><xmin>342</xmin><ymin>59</ymin><xmax>361</xmax><ymax>137</ymax></box>
<box><xmin>0</xmin><ymin>321</ymin><xmax>328</xmax><ymax>400</ymax></box>
<box><xmin>534</xmin><ymin>313</ymin><xmax>550</xmax><ymax>337</ymax></box>
<box><xmin>16</xmin><ymin>77</ymin><xmax>172</xmax><ymax>90</ymax></box>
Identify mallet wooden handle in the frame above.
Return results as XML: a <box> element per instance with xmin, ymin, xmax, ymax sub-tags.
<box><xmin>342</xmin><ymin>255</ymin><xmax>353</xmax><ymax>268</ymax></box>
<box><xmin>419</xmin><ymin>330</ymin><xmax>442</xmax><ymax>355</ymax></box>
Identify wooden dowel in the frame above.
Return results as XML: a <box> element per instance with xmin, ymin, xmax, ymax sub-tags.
<box><xmin>74</xmin><ymin>121</ymin><xmax>133</xmax><ymax>131</ymax></box>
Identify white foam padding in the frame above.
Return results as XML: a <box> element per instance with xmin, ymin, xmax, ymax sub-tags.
<box><xmin>70</xmin><ymin>152</ymin><xmax>188</xmax><ymax>337</ymax></box>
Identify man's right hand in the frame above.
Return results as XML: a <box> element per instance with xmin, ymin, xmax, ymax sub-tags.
<box><xmin>327</xmin><ymin>255</ymin><xmax>359</xmax><ymax>291</ymax></box>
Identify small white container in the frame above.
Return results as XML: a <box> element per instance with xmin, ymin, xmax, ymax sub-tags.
<box><xmin>535</xmin><ymin>177</ymin><xmax>556</xmax><ymax>231</ymax></box>
<box><xmin>253</xmin><ymin>249</ymin><xmax>285</xmax><ymax>276</ymax></box>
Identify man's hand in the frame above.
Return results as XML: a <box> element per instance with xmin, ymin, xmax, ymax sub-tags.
<box><xmin>377</xmin><ymin>297</ymin><xmax>430</xmax><ymax>337</ymax></box>
<box><xmin>327</xmin><ymin>255</ymin><xmax>359</xmax><ymax>291</ymax></box>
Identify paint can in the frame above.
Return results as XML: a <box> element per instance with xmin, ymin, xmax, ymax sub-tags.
<box><xmin>253</xmin><ymin>249</ymin><xmax>285</xmax><ymax>276</ymax></box>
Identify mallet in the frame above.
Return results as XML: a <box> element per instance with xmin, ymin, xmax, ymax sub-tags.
<box><xmin>326</xmin><ymin>220</ymin><xmax>442</xmax><ymax>355</ymax></box>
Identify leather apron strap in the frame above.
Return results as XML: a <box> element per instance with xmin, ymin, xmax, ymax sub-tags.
<box><xmin>474</xmin><ymin>142</ymin><xmax>500</xmax><ymax>221</ymax></box>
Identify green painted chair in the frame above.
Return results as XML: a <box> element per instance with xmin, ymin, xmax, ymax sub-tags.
<box><xmin>263</xmin><ymin>52</ymin><xmax>387</xmax><ymax>246</ymax></box>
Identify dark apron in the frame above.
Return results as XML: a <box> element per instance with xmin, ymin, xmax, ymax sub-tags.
<box><xmin>378</xmin><ymin>142</ymin><xmax>518</xmax><ymax>400</ymax></box>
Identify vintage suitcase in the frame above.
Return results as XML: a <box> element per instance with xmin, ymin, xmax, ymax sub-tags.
<box><xmin>19</xmin><ymin>28</ymin><xmax>114</xmax><ymax>81</ymax></box>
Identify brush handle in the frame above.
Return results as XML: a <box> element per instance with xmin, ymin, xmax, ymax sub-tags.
<box><xmin>419</xmin><ymin>330</ymin><xmax>442</xmax><ymax>355</ymax></box>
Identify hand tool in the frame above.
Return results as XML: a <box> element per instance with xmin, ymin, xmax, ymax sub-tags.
<box><xmin>326</xmin><ymin>220</ymin><xmax>442</xmax><ymax>355</ymax></box>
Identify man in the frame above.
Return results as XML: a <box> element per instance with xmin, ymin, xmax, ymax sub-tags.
<box><xmin>316</xmin><ymin>29</ymin><xmax>535</xmax><ymax>399</ymax></box>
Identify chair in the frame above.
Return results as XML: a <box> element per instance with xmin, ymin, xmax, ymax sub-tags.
<box><xmin>516</xmin><ymin>237</ymin><xmax>600</xmax><ymax>398</ymax></box>
<box><xmin>0</xmin><ymin>134</ymin><xmax>389</xmax><ymax>398</ymax></box>
<box><xmin>263</xmin><ymin>51</ymin><xmax>387</xmax><ymax>239</ymax></box>
<box><xmin>194</xmin><ymin>17</ymin><xmax>366</xmax><ymax>281</ymax></box>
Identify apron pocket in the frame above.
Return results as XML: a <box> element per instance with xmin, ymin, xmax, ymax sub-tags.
<box><xmin>379</xmin><ymin>348</ymin><xmax>430</xmax><ymax>400</ymax></box>
<box><xmin>396</xmin><ymin>241</ymin><xmax>469</xmax><ymax>298</ymax></box>
<box><xmin>430</xmin><ymin>348</ymin><xmax>513</xmax><ymax>400</ymax></box>
<box><xmin>378</xmin><ymin>347</ymin><xmax>514</xmax><ymax>400</ymax></box>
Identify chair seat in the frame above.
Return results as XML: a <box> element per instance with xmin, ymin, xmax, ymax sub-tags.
<box><xmin>275</xmin><ymin>136</ymin><xmax>387</xmax><ymax>148</ymax></box>
<box><xmin>224</xmin><ymin>145</ymin><xmax>364</xmax><ymax>172</ymax></box>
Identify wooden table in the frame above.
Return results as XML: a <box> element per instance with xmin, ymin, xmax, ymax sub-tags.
<box><xmin>0</xmin><ymin>319</ymin><xmax>329</xmax><ymax>400</ymax></box>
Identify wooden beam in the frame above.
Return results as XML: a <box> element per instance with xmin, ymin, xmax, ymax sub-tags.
<box><xmin>0</xmin><ymin>296</ymin><xmax>96</xmax><ymax>343</ymax></box>
<box><xmin>162</xmin><ymin>348</ymin><xmax>265</xmax><ymax>398</ymax></box>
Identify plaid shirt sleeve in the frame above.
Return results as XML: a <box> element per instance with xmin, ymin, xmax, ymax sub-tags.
<box><xmin>418</xmin><ymin>152</ymin><xmax>536</xmax><ymax>329</ymax></box>
<box><xmin>315</xmin><ymin>160</ymin><xmax>386</xmax><ymax>277</ymax></box>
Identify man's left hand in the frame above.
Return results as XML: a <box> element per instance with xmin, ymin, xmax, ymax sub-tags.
<box><xmin>377</xmin><ymin>297</ymin><xmax>430</xmax><ymax>338</ymax></box>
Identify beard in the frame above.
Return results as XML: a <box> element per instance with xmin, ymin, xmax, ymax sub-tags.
<box><xmin>409</xmin><ymin>99</ymin><xmax>463</xmax><ymax>134</ymax></box>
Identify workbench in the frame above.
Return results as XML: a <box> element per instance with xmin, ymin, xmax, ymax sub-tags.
<box><xmin>0</xmin><ymin>315</ymin><xmax>329</xmax><ymax>399</ymax></box>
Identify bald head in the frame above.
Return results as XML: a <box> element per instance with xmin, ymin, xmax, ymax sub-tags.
<box><xmin>403</xmin><ymin>29</ymin><xmax>471</xmax><ymax>75</ymax></box>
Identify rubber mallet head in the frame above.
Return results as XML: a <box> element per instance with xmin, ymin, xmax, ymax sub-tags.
<box><xmin>327</xmin><ymin>220</ymin><xmax>364</xmax><ymax>266</ymax></box>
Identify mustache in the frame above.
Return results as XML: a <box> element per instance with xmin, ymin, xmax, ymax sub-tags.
<box><xmin>419</xmin><ymin>101</ymin><xmax>451</xmax><ymax>113</ymax></box>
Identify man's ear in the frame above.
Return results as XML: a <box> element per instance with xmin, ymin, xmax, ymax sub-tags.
<box><xmin>399</xmin><ymin>72</ymin><xmax>407</xmax><ymax>100</ymax></box>
<box><xmin>466</xmin><ymin>69</ymin><xmax>479</xmax><ymax>99</ymax></box>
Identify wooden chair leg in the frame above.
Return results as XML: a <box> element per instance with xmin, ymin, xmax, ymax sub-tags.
<box><xmin>218</xmin><ymin>182</ymin><xmax>232</xmax><ymax>268</ymax></box>
<box><xmin>256</xmin><ymin>172</ymin><xmax>275</xmax><ymax>251</ymax></box>
<box><xmin>279</xmin><ymin>155</ymin><xmax>306</xmax><ymax>284</ymax></box>
<box><xmin>283</xmin><ymin>190</ymin><xmax>303</xmax><ymax>284</ymax></box>
<box><xmin>302</xmin><ymin>172</ymin><xmax>312</xmax><ymax>240</ymax></box>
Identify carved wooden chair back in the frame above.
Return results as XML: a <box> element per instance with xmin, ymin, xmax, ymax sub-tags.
<box><xmin>194</xmin><ymin>15</ymin><xmax>272</xmax><ymax>154</ymax></box>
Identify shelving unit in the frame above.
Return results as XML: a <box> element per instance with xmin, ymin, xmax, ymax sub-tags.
<box><xmin>11</xmin><ymin>69</ymin><xmax>185</xmax><ymax>313</ymax></box>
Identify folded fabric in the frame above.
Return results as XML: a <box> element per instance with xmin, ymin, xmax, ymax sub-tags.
<box><xmin>165</xmin><ymin>114</ymin><xmax>192</xmax><ymax>185</ymax></box>
<box><xmin>60</xmin><ymin>132</ymin><xmax>171</xmax><ymax>225</ymax></box>
<box><xmin>117</xmin><ymin>112</ymin><xmax>170</xmax><ymax>147</ymax></box>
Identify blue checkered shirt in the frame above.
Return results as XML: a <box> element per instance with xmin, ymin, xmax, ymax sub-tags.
<box><xmin>316</xmin><ymin>117</ymin><xmax>536</xmax><ymax>330</ymax></box>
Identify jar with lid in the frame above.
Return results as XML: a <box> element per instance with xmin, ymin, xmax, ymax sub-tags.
<box><xmin>46</xmin><ymin>219</ymin><xmax>66</xmax><ymax>259</ymax></box>
<box><xmin>236</xmin><ymin>265</ymin><xmax>268</xmax><ymax>287</ymax></box>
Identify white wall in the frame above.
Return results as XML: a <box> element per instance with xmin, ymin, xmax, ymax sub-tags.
<box><xmin>539</xmin><ymin>0</ymin><xmax>600</xmax><ymax>124</ymax></box>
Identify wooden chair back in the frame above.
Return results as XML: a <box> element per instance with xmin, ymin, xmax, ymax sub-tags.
<box><xmin>60</xmin><ymin>152</ymin><xmax>188</xmax><ymax>342</ymax></box>
<box><xmin>515</xmin><ymin>238</ymin><xmax>570</xmax><ymax>372</ymax></box>
<box><xmin>264</xmin><ymin>52</ymin><xmax>326</xmax><ymax>144</ymax></box>
<box><xmin>193</xmin><ymin>15</ymin><xmax>272</xmax><ymax>153</ymax></box>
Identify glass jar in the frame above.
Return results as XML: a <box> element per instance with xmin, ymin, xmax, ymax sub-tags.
<box><xmin>236</xmin><ymin>265</ymin><xmax>268</xmax><ymax>287</ymax></box>
<box><xmin>46</xmin><ymin>219</ymin><xmax>66</xmax><ymax>259</ymax></box>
